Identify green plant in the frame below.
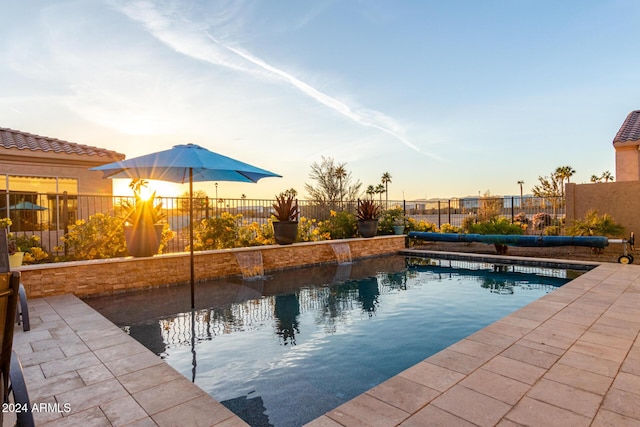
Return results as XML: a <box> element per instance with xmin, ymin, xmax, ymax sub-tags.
<box><xmin>544</xmin><ymin>225</ymin><xmax>561</xmax><ymax>236</ymax></box>
<box><xmin>319</xmin><ymin>210</ymin><xmax>357</xmax><ymax>239</ymax></box>
<box><xmin>532</xmin><ymin>212</ymin><xmax>552</xmax><ymax>230</ymax></box>
<box><xmin>467</xmin><ymin>217</ymin><xmax>524</xmax><ymax>254</ymax></box>
<box><xmin>356</xmin><ymin>199</ymin><xmax>381</xmax><ymax>221</ymax></box>
<box><xmin>60</xmin><ymin>213</ymin><xmax>128</xmax><ymax>260</ymax></box>
<box><xmin>438</xmin><ymin>223</ymin><xmax>461</xmax><ymax>234</ymax></box>
<box><xmin>406</xmin><ymin>217</ymin><xmax>437</xmax><ymax>233</ymax></box>
<box><xmin>467</xmin><ymin>217</ymin><xmax>525</xmax><ymax>235</ymax></box>
<box><xmin>121</xmin><ymin>179</ymin><xmax>165</xmax><ymax>226</ymax></box>
<box><xmin>192</xmin><ymin>212</ymin><xmax>241</xmax><ymax>250</ymax></box>
<box><xmin>0</xmin><ymin>218</ymin><xmax>50</xmax><ymax>262</ymax></box>
<box><xmin>567</xmin><ymin>210</ymin><xmax>625</xmax><ymax>238</ymax></box>
<box><xmin>461</xmin><ymin>215</ymin><xmax>477</xmax><ymax>232</ymax></box>
<box><xmin>378</xmin><ymin>207</ymin><xmax>405</xmax><ymax>234</ymax></box>
<box><xmin>272</xmin><ymin>190</ymin><xmax>299</xmax><ymax>221</ymax></box>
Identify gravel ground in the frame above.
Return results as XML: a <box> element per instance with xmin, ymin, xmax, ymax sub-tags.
<box><xmin>409</xmin><ymin>240</ymin><xmax>636</xmax><ymax>264</ymax></box>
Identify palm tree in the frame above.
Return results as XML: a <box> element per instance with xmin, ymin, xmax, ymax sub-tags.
<box><xmin>381</xmin><ymin>172</ymin><xmax>392</xmax><ymax>208</ymax></box>
<box><xmin>366</xmin><ymin>185</ymin><xmax>376</xmax><ymax>200</ymax></box>
<box><xmin>554</xmin><ymin>166</ymin><xmax>576</xmax><ymax>198</ymax></box>
<box><xmin>375</xmin><ymin>183</ymin><xmax>385</xmax><ymax>205</ymax></box>
<box><xmin>601</xmin><ymin>171</ymin><xmax>614</xmax><ymax>182</ymax></box>
<box><xmin>590</xmin><ymin>175</ymin><xmax>601</xmax><ymax>183</ymax></box>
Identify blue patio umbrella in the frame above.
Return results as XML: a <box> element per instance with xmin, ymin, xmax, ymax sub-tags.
<box><xmin>91</xmin><ymin>143</ymin><xmax>281</xmax><ymax>309</ymax></box>
<box><xmin>9</xmin><ymin>201</ymin><xmax>47</xmax><ymax>211</ymax></box>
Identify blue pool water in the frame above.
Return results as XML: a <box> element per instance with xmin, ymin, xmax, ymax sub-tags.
<box><xmin>88</xmin><ymin>255</ymin><xmax>578</xmax><ymax>427</ymax></box>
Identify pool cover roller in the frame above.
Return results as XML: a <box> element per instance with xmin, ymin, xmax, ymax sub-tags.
<box><xmin>408</xmin><ymin>232</ymin><xmax>609</xmax><ymax>249</ymax></box>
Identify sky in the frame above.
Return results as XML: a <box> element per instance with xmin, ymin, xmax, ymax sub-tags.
<box><xmin>2</xmin><ymin>0</ymin><xmax>640</xmax><ymax>201</ymax></box>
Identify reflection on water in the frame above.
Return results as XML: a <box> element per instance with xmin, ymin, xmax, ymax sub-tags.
<box><xmin>88</xmin><ymin>256</ymin><xmax>575</xmax><ymax>427</ymax></box>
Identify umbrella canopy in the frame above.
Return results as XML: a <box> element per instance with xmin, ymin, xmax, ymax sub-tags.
<box><xmin>91</xmin><ymin>143</ymin><xmax>281</xmax><ymax>309</ymax></box>
<box><xmin>9</xmin><ymin>201</ymin><xmax>47</xmax><ymax>211</ymax></box>
<box><xmin>91</xmin><ymin>143</ymin><xmax>281</xmax><ymax>184</ymax></box>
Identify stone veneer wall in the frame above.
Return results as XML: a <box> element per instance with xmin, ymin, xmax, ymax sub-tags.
<box><xmin>15</xmin><ymin>236</ymin><xmax>406</xmax><ymax>299</ymax></box>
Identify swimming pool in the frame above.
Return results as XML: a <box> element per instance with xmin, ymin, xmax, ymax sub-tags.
<box><xmin>87</xmin><ymin>255</ymin><xmax>578</xmax><ymax>427</ymax></box>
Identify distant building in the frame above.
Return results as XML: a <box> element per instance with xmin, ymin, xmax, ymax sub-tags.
<box><xmin>0</xmin><ymin>127</ymin><xmax>124</xmax><ymax>230</ymax></box>
<box><xmin>613</xmin><ymin>110</ymin><xmax>640</xmax><ymax>181</ymax></box>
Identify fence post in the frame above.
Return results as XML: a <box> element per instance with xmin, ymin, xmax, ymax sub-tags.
<box><xmin>511</xmin><ymin>196</ymin><xmax>515</xmax><ymax>223</ymax></box>
<box><xmin>438</xmin><ymin>200</ymin><xmax>441</xmax><ymax>228</ymax></box>
<box><xmin>448</xmin><ymin>199</ymin><xmax>451</xmax><ymax>225</ymax></box>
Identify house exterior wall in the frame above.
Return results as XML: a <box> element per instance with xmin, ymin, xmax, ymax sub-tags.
<box><xmin>566</xmin><ymin>181</ymin><xmax>640</xmax><ymax>236</ymax></box>
<box><xmin>0</xmin><ymin>150</ymin><xmax>116</xmax><ymax>195</ymax></box>
<box><xmin>614</xmin><ymin>143</ymin><xmax>640</xmax><ymax>182</ymax></box>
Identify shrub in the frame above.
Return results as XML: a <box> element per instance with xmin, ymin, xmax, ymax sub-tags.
<box><xmin>297</xmin><ymin>217</ymin><xmax>330</xmax><ymax>242</ymax></box>
<box><xmin>378</xmin><ymin>207</ymin><xmax>405</xmax><ymax>235</ymax></box>
<box><xmin>406</xmin><ymin>217</ymin><xmax>437</xmax><ymax>233</ymax></box>
<box><xmin>192</xmin><ymin>212</ymin><xmax>242</xmax><ymax>250</ymax></box>
<box><xmin>567</xmin><ymin>210</ymin><xmax>625</xmax><ymax>238</ymax></box>
<box><xmin>514</xmin><ymin>212</ymin><xmax>529</xmax><ymax>224</ymax></box>
<box><xmin>461</xmin><ymin>215</ymin><xmax>477</xmax><ymax>232</ymax></box>
<box><xmin>12</xmin><ymin>234</ymin><xmax>50</xmax><ymax>264</ymax></box>
<box><xmin>544</xmin><ymin>226</ymin><xmax>561</xmax><ymax>236</ymax></box>
<box><xmin>439</xmin><ymin>223</ymin><xmax>461</xmax><ymax>234</ymax></box>
<box><xmin>467</xmin><ymin>217</ymin><xmax>524</xmax><ymax>235</ymax></box>
<box><xmin>532</xmin><ymin>212</ymin><xmax>552</xmax><ymax>230</ymax></box>
<box><xmin>319</xmin><ymin>210</ymin><xmax>357</xmax><ymax>239</ymax></box>
<box><xmin>60</xmin><ymin>213</ymin><xmax>127</xmax><ymax>260</ymax></box>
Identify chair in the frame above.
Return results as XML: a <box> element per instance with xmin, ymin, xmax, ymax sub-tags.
<box><xmin>0</xmin><ymin>230</ymin><xmax>33</xmax><ymax>427</ymax></box>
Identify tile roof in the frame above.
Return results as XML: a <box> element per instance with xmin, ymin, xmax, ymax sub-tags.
<box><xmin>613</xmin><ymin>110</ymin><xmax>640</xmax><ymax>143</ymax></box>
<box><xmin>0</xmin><ymin>127</ymin><xmax>124</xmax><ymax>159</ymax></box>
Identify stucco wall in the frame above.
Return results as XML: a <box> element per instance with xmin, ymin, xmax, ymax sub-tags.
<box><xmin>1</xmin><ymin>158</ymin><xmax>114</xmax><ymax>195</ymax></box>
<box><xmin>566</xmin><ymin>181</ymin><xmax>639</xmax><ymax>236</ymax></box>
<box><xmin>615</xmin><ymin>144</ymin><xmax>640</xmax><ymax>182</ymax></box>
<box><xmin>15</xmin><ymin>236</ymin><xmax>406</xmax><ymax>299</ymax></box>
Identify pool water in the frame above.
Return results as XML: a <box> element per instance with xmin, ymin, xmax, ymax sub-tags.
<box><xmin>88</xmin><ymin>255</ymin><xmax>575</xmax><ymax>427</ymax></box>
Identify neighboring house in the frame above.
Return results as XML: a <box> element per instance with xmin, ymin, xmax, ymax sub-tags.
<box><xmin>613</xmin><ymin>110</ymin><xmax>640</xmax><ymax>181</ymax></box>
<box><xmin>567</xmin><ymin>109</ymin><xmax>640</xmax><ymax>239</ymax></box>
<box><xmin>0</xmin><ymin>127</ymin><xmax>124</xmax><ymax>231</ymax></box>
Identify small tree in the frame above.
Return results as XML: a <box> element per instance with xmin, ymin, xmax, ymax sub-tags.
<box><xmin>478</xmin><ymin>191</ymin><xmax>502</xmax><ymax>222</ymax></box>
<box><xmin>531</xmin><ymin>173</ymin><xmax>562</xmax><ymax>216</ymax></box>
<box><xmin>305</xmin><ymin>157</ymin><xmax>362</xmax><ymax>214</ymax></box>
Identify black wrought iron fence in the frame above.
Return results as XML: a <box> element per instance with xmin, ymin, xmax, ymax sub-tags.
<box><xmin>1</xmin><ymin>192</ymin><xmax>564</xmax><ymax>255</ymax></box>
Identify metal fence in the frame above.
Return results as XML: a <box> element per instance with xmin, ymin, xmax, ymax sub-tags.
<box><xmin>1</xmin><ymin>191</ymin><xmax>564</xmax><ymax>255</ymax></box>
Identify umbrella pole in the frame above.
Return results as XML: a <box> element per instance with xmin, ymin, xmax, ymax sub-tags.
<box><xmin>189</xmin><ymin>168</ymin><xmax>195</xmax><ymax>309</ymax></box>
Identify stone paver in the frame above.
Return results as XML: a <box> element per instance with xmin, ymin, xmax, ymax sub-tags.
<box><xmin>7</xmin><ymin>260</ymin><xmax>640</xmax><ymax>427</ymax></box>
<box><xmin>7</xmin><ymin>293</ymin><xmax>248</xmax><ymax>426</ymax></box>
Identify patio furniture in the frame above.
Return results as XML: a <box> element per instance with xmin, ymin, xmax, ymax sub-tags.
<box><xmin>0</xmin><ymin>230</ymin><xmax>33</xmax><ymax>427</ymax></box>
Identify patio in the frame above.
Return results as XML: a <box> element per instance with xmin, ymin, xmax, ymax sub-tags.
<box><xmin>5</xmin><ymin>257</ymin><xmax>640</xmax><ymax>426</ymax></box>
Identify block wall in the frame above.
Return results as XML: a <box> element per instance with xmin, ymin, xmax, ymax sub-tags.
<box><xmin>16</xmin><ymin>236</ymin><xmax>406</xmax><ymax>299</ymax></box>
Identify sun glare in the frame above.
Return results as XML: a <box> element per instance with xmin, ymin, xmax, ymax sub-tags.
<box><xmin>113</xmin><ymin>179</ymin><xmax>183</xmax><ymax>198</ymax></box>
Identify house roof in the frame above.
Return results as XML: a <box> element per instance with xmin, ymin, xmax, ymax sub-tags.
<box><xmin>613</xmin><ymin>110</ymin><xmax>640</xmax><ymax>144</ymax></box>
<box><xmin>0</xmin><ymin>127</ymin><xmax>124</xmax><ymax>159</ymax></box>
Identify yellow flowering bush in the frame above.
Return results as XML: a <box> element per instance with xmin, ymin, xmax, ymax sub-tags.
<box><xmin>60</xmin><ymin>213</ymin><xmax>127</xmax><ymax>260</ymax></box>
<box><xmin>406</xmin><ymin>218</ymin><xmax>437</xmax><ymax>233</ymax></box>
<box><xmin>297</xmin><ymin>217</ymin><xmax>329</xmax><ymax>242</ymax></box>
<box><xmin>10</xmin><ymin>233</ymin><xmax>51</xmax><ymax>264</ymax></box>
<box><xmin>438</xmin><ymin>223</ymin><xmax>461</xmax><ymax>234</ymax></box>
<box><xmin>318</xmin><ymin>210</ymin><xmax>357</xmax><ymax>239</ymax></box>
<box><xmin>192</xmin><ymin>212</ymin><xmax>243</xmax><ymax>250</ymax></box>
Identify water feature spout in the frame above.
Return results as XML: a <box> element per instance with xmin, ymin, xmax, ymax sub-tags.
<box><xmin>331</xmin><ymin>243</ymin><xmax>352</xmax><ymax>265</ymax></box>
<box><xmin>234</xmin><ymin>251</ymin><xmax>265</xmax><ymax>279</ymax></box>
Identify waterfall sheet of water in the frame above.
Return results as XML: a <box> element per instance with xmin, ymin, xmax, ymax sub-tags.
<box><xmin>234</xmin><ymin>251</ymin><xmax>265</xmax><ymax>279</ymax></box>
<box><xmin>331</xmin><ymin>243</ymin><xmax>352</xmax><ymax>265</ymax></box>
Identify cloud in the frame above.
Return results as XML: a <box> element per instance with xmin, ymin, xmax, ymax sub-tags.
<box><xmin>111</xmin><ymin>0</ymin><xmax>434</xmax><ymax>157</ymax></box>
